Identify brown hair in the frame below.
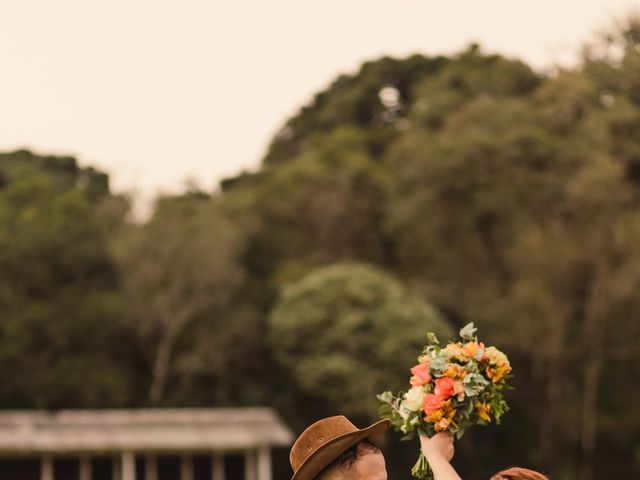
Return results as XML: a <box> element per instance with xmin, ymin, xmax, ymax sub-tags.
<box><xmin>491</xmin><ymin>467</ymin><xmax>549</xmax><ymax>480</ymax></box>
<box><xmin>317</xmin><ymin>440</ymin><xmax>380</xmax><ymax>479</ymax></box>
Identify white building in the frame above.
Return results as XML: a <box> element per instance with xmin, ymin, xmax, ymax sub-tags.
<box><xmin>0</xmin><ymin>408</ymin><xmax>293</xmax><ymax>480</ymax></box>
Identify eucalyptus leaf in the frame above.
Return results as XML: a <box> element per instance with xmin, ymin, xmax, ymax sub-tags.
<box><xmin>459</xmin><ymin>322</ymin><xmax>477</xmax><ymax>341</ymax></box>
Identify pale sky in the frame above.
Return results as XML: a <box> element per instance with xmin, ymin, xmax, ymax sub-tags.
<box><xmin>1</xmin><ymin>0</ymin><xmax>637</xmax><ymax>210</ymax></box>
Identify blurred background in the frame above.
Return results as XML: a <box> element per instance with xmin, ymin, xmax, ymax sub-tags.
<box><xmin>1</xmin><ymin>1</ymin><xmax>640</xmax><ymax>479</ymax></box>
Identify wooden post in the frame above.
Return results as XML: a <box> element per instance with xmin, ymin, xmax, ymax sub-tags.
<box><xmin>79</xmin><ymin>456</ymin><xmax>92</xmax><ymax>480</ymax></box>
<box><xmin>257</xmin><ymin>447</ymin><xmax>271</xmax><ymax>480</ymax></box>
<box><xmin>244</xmin><ymin>450</ymin><xmax>256</xmax><ymax>480</ymax></box>
<box><xmin>41</xmin><ymin>455</ymin><xmax>54</xmax><ymax>480</ymax></box>
<box><xmin>180</xmin><ymin>454</ymin><xmax>194</xmax><ymax>480</ymax></box>
<box><xmin>121</xmin><ymin>451</ymin><xmax>136</xmax><ymax>480</ymax></box>
<box><xmin>145</xmin><ymin>455</ymin><xmax>158</xmax><ymax>480</ymax></box>
<box><xmin>212</xmin><ymin>453</ymin><xmax>225</xmax><ymax>480</ymax></box>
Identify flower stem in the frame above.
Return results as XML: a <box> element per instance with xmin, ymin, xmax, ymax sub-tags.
<box><xmin>411</xmin><ymin>452</ymin><xmax>434</xmax><ymax>480</ymax></box>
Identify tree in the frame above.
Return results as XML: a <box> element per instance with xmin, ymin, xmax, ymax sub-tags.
<box><xmin>2</xmin><ymin>14</ymin><xmax>640</xmax><ymax>479</ymax></box>
<box><xmin>268</xmin><ymin>262</ymin><xmax>453</xmax><ymax>419</ymax></box>
<box><xmin>0</xmin><ymin>150</ymin><xmax>130</xmax><ymax>408</ymax></box>
<box><xmin>114</xmin><ymin>192</ymin><xmax>247</xmax><ymax>404</ymax></box>
<box><xmin>225</xmin><ymin>24</ymin><xmax>640</xmax><ymax>477</ymax></box>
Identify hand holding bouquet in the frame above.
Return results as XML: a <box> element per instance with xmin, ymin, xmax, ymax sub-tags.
<box><xmin>377</xmin><ymin>323</ymin><xmax>513</xmax><ymax>479</ymax></box>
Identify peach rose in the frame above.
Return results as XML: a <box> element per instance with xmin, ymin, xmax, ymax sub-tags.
<box><xmin>434</xmin><ymin>377</ymin><xmax>455</xmax><ymax>399</ymax></box>
<box><xmin>423</xmin><ymin>393</ymin><xmax>442</xmax><ymax>415</ymax></box>
<box><xmin>444</xmin><ymin>342</ymin><xmax>468</xmax><ymax>361</ymax></box>
<box><xmin>410</xmin><ymin>362</ymin><xmax>431</xmax><ymax>386</ymax></box>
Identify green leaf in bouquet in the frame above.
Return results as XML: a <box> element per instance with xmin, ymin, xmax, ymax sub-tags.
<box><xmin>409</xmin><ymin>414</ymin><xmax>421</xmax><ymax>426</ymax></box>
<box><xmin>475</xmin><ymin>373</ymin><xmax>490</xmax><ymax>386</ymax></box>
<box><xmin>400</xmin><ymin>430</ymin><xmax>416</xmax><ymax>441</ymax></box>
<box><xmin>463</xmin><ymin>372</ymin><xmax>489</xmax><ymax>397</ymax></box>
<box><xmin>378</xmin><ymin>403</ymin><xmax>394</xmax><ymax>418</ymax></box>
<box><xmin>465</xmin><ymin>360</ymin><xmax>479</xmax><ymax>374</ymax></box>
<box><xmin>459</xmin><ymin>322</ymin><xmax>477</xmax><ymax>341</ymax></box>
<box><xmin>490</xmin><ymin>395</ymin><xmax>509</xmax><ymax>425</ymax></box>
<box><xmin>429</xmin><ymin>355</ymin><xmax>448</xmax><ymax>374</ymax></box>
<box><xmin>501</xmin><ymin>376</ymin><xmax>515</xmax><ymax>390</ymax></box>
<box><xmin>464</xmin><ymin>399</ymin><xmax>474</xmax><ymax>414</ymax></box>
<box><xmin>422</xmin><ymin>343</ymin><xmax>440</xmax><ymax>358</ymax></box>
<box><xmin>377</xmin><ymin>391</ymin><xmax>394</xmax><ymax>404</ymax></box>
<box><xmin>392</xmin><ymin>417</ymin><xmax>405</xmax><ymax>429</ymax></box>
<box><xmin>457</xmin><ymin>400</ymin><xmax>473</xmax><ymax>421</ymax></box>
<box><xmin>426</xmin><ymin>332</ymin><xmax>440</xmax><ymax>345</ymax></box>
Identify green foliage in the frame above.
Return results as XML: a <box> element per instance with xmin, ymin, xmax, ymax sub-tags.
<box><xmin>2</xmin><ymin>14</ymin><xmax>640</xmax><ymax>480</ymax></box>
<box><xmin>268</xmin><ymin>263</ymin><xmax>452</xmax><ymax>418</ymax></box>
<box><xmin>114</xmin><ymin>192</ymin><xmax>258</xmax><ymax>405</ymax></box>
<box><xmin>0</xmin><ymin>150</ymin><xmax>131</xmax><ymax>408</ymax></box>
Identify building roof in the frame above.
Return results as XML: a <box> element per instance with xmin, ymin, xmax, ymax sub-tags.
<box><xmin>0</xmin><ymin>408</ymin><xmax>294</xmax><ymax>455</ymax></box>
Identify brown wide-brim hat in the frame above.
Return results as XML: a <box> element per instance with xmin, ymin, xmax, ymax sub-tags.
<box><xmin>289</xmin><ymin>416</ymin><xmax>390</xmax><ymax>480</ymax></box>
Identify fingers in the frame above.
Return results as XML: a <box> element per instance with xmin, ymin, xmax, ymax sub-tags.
<box><xmin>445</xmin><ymin>435</ymin><xmax>455</xmax><ymax>461</ymax></box>
<box><xmin>419</xmin><ymin>432</ymin><xmax>455</xmax><ymax>462</ymax></box>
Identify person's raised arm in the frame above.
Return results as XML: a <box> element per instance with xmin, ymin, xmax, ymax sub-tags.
<box><xmin>419</xmin><ymin>433</ymin><xmax>462</xmax><ymax>480</ymax></box>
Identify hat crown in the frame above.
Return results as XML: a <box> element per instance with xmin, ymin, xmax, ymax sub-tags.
<box><xmin>289</xmin><ymin>416</ymin><xmax>358</xmax><ymax>471</ymax></box>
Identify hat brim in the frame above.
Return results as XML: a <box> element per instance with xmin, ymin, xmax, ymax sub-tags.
<box><xmin>291</xmin><ymin>419</ymin><xmax>390</xmax><ymax>480</ymax></box>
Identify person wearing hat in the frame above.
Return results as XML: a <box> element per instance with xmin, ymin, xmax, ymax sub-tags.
<box><xmin>289</xmin><ymin>415</ymin><xmax>462</xmax><ymax>480</ymax></box>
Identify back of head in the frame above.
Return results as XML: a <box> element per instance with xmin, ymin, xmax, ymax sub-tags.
<box><xmin>491</xmin><ymin>467</ymin><xmax>549</xmax><ymax>480</ymax></box>
<box><xmin>317</xmin><ymin>440</ymin><xmax>380</xmax><ymax>479</ymax></box>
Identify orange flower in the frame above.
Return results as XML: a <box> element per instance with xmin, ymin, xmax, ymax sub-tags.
<box><xmin>475</xmin><ymin>402</ymin><xmax>491</xmax><ymax>423</ymax></box>
<box><xmin>434</xmin><ymin>406</ymin><xmax>458</xmax><ymax>432</ymax></box>
<box><xmin>463</xmin><ymin>341</ymin><xmax>485</xmax><ymax>360</ymax></box>
<box><xmin>427</xmin><ymin>410</ymin><xmax>444</xmax><ymax>422</ymax></box>
<box><xmin>434</xmin><ymin>377</ymin><xmax>455</xmax><ymax>400</ymax></box>
<box><xmin>425</xmin><ymin>399</ymin><xmax>455</xmax><ymax>423</ymax></box>
<box><xmin>484</xmin><ymin>346</ymin><xmax>512</xmax><ymax>383</ymax></box>
<box><xmin>484</xmin><ymin>346</ymin><xmax>510</xmax><ymax>366</ymax></box>
<box><xmin>444</xmin><ymin>342</ymin><xmax>468</xmax><ymax>361</ymax></box>
<box><xmin>486</xmin><ymin>364</ymin><xmax>511</xmax><ymax>383</ymax></box>
<box><xmin>435</xmin><ymin>417</ymin><xmax>451</xmax><ymax>431</ymax></box>
<box><xmin>410</xmin><ymin>362</ymin><xmax>431</xmax><ymax>386</ymax></box>
<box><xmin>453</xmin><ymin>380</ymin><xmax>465</xmax><ymax>401</ymax></box>
<box><xmin>423</xmin><ymin>394</ymin><xmax>442</xmax><ymax>416</ymax></box>
<box><xmin>443</xmin><ymin>363</ymin><xmax>467</xmax><ymax>380</ymax></box>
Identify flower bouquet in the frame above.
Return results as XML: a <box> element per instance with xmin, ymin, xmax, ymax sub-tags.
<box><xmin>377</xmin><ymin>323</ymin><xmax>512</xmax><ymax>479</ymax></box>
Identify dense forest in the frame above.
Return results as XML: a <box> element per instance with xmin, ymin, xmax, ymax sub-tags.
<box><xmin>1</xmin><ymin>16</ymin><xmax>639</xmax><ymax>480</ymax></box>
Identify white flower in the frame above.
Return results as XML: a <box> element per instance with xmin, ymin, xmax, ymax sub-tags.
<box><xmin>399</xmin><ymin>405</ymin><xmax>410</xmax><ymax>421</ymax></box>
<box><xmin>404</xmin><ymin>386</ymin><xmax>425</xmax><ymax>412</ymax></box>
